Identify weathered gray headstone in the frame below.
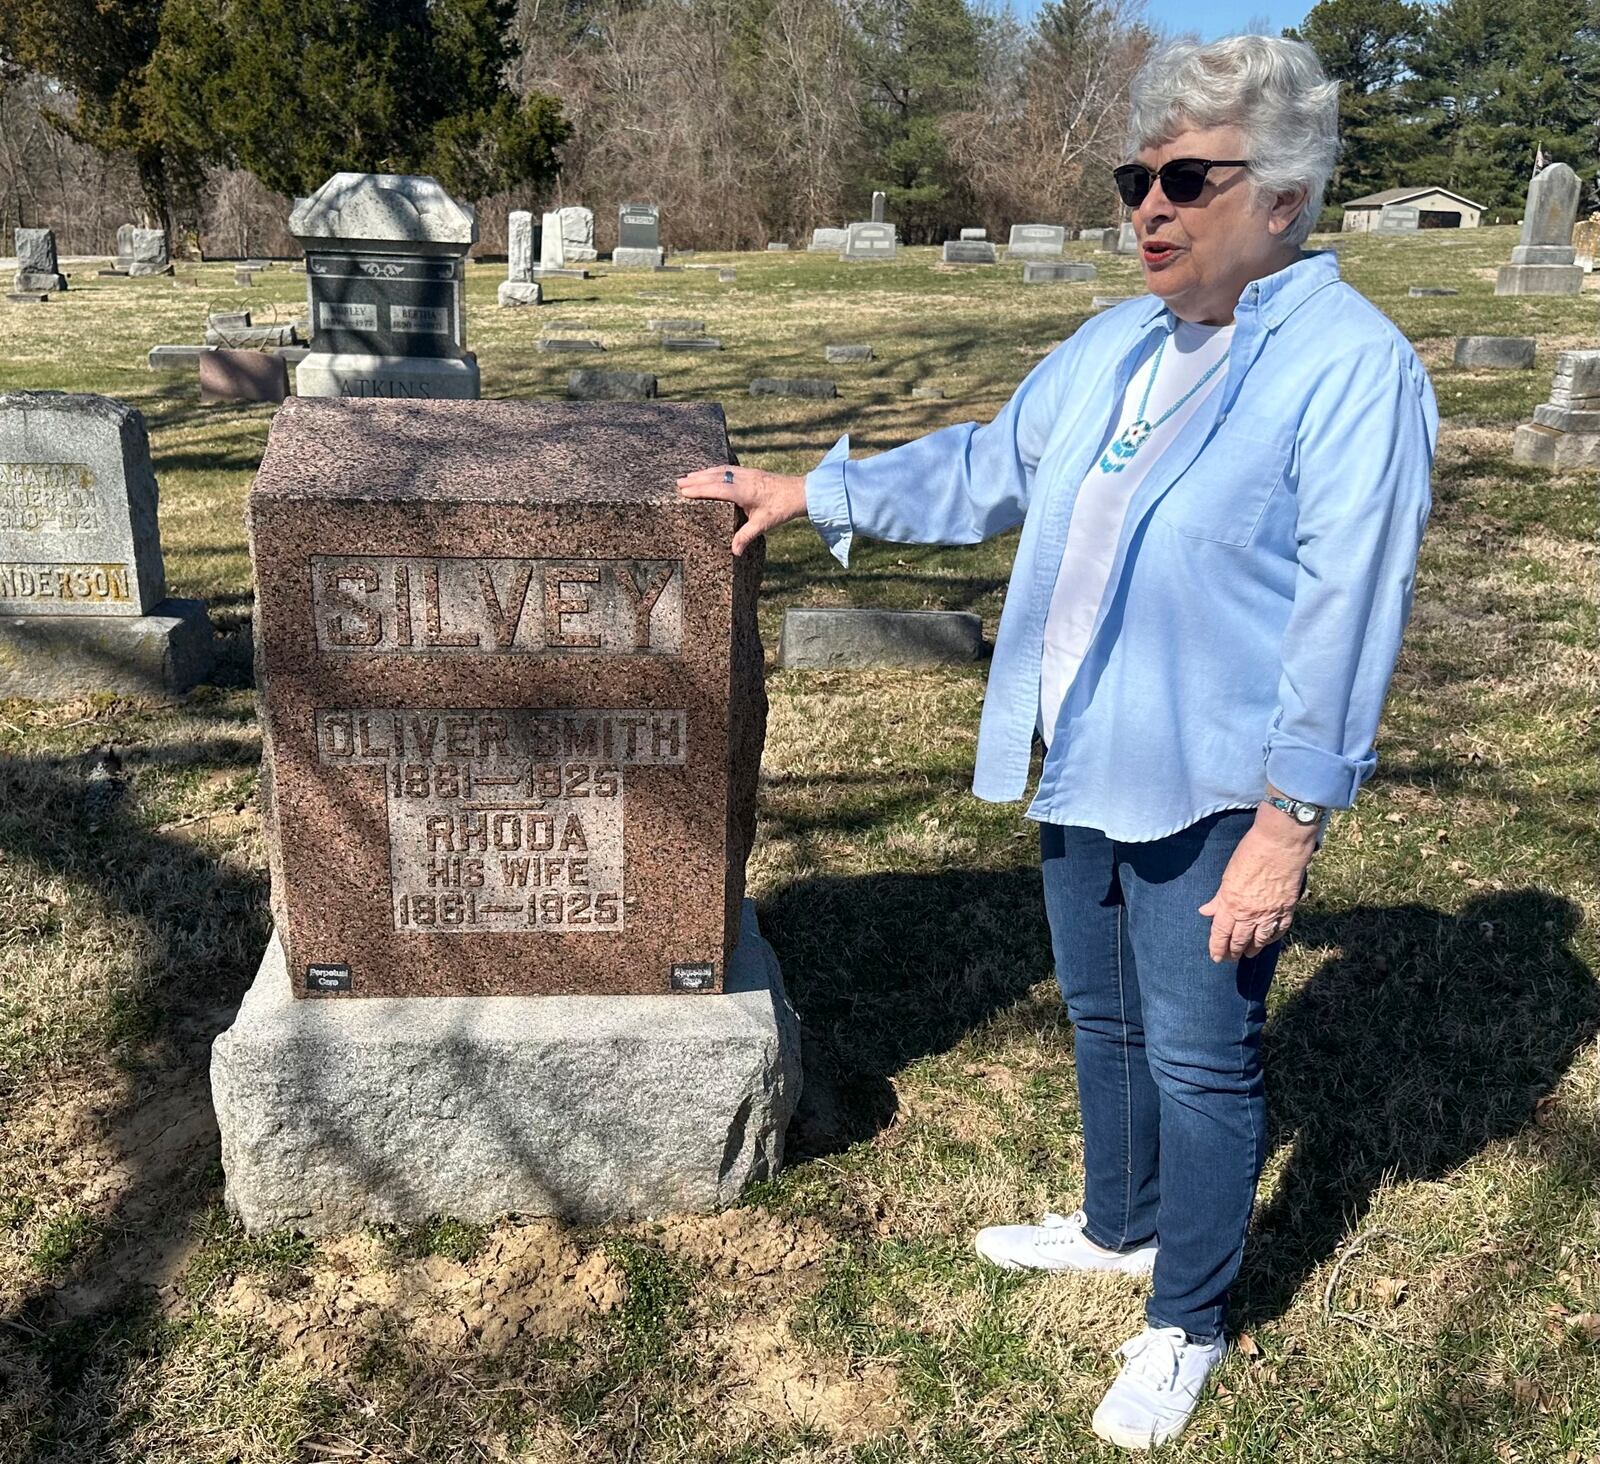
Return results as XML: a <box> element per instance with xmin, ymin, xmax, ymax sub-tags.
<box><xmin>1025</xmin><ymin>261</ymin><xmax>1096</xmax><ymax>284</ymax></box>
<box><xmin>1496</xmin><ymin>163</ymin><xmax>1584</xmax><ymax>296</ymax></box>
<box><xmin>750</xmin><ymin>377</ymin><xmax>836</xmax><ymax>398</ymax></box>
<box><xmin>204</xmin><ymin>323</ymin><xmax>300</xmax><ymax>349</ymax></box>
<box><xmin>537</xmin><ymin>337</ymin><xmax>604</xmax><ymax>353</ymax></box>
<box><xmin>766</xmin><ymin>242</ymin><xmax>790</xmax><ymax>251</ymax></box>
<box><xmin>0</xmin><ymin>391</ymin><xmax>214</xmax><ymax>696</ymax></box>
<box><xmin>842</xmin><ymin>222</ymin><xmax>896</xmax><ymax>262</ymax></box>
<box><xmin>290</xmin><ymin>171</ymin><xmax>480</xmax><ymax>399</ymax></box>
<box><xmin>779</xmin><ymin>607</ymin><xmax>983</xmax><ymax>668</ymax></box>
<box><xmin>498</xmin><ymin>280</ymin><xmax>542</xmax><ymax>307</ymax></box>
<box><xmin>234</xmin><ymin>268</ymin><xmax>255</xmax><ymax>287</ymax></box>
<box><xmin>13</xmin><ymin>229</ymin><xmax>67</xmax><ymax>293</ymax></box>
<box><xmin>959</xmin><ymin>227</ymin><xmax>987</xmax><ymax>241</ymax></box>
<box><xmin>127</xmin><ymin>228</ymin><xmax>172</xmax><ymax>276</ymax></box>
<box><xmin>115</xmin><ymin>223</ymin><xmax>137</xmax><ymax>268</ymax></box>
<box><xmin>942</xmin><ymin>239</ymin><xmax>998</xmax><ymax>264</ymax></box>
<box><xmin>719</xmin><ymin>269</ymin><xmax>737</xmax><ymax>283</ymax></box>
<box><xmin>648</xmin><ymin>318</ymin><xmax>704</xmax><ymax>333</ymax></box>
<box><xmin>1573</xmin><ymin>218</ymin><xmax>1598</xmax><ymax>273</ymax></box>
<box><xmin>1513</xmin><ymin>348</ymin><xmax>1600</xmax><ymax>468</ymax></box>
<box><xmin>1377</xmin><ymin>205</ymin><xmax>1420</xmax><ymax>232</ymax></box>
<box><xmin>1079</xmin><ymin>227</ymin><xmax>1108</xmax><ymax>244</ymax></box>
<box><xmin>1116</xmin><ymin>222</ymin><xmax>1139</xmax><ymax>255</ymax></box>
<box><xmin>208</xmin><ymin>310</ymin><xmax>252</xmax><ymax>331</ymax></box>
<box><xmin>148</xmin><ymin>345</ymin><xmax>210</xmax><ymax>371</ymax></box>
<box><xmin>871</xmin><ymin>191</ymin><xmax>887</xmax><ymax>223</ymax></box>
<box><xmin>662</xmin><ymin>336</ymin><xmax>721</xmax><ymax>352</ymax></box>
<box><xmin>566</xmin><ymin>369</ymin><xmax>657</xmax><ymax>401</ymax></box>
<box><xmin>1006</xmin><ymin>224</ymin><xmax>1067</xmax><ymax>260</ymax></box>
<box><xmin>559</xmin><ymin>205</ymin><xmax>597</xmax><ymax>263</ymax></box>
<box><xmin>825</xmin><ymin>344</ymin><xmax>873</xmax><ymax>363</ymax></box>
<box><xmin>1408</xmin><ymin>286</ymin><xmax>1459</xmax><ymax>297</ymax></box>
<box><xmin>809</xmin><ymin>227</ymin><xmax>848</xmax><ymax>253</ymax></box>
<box><xmin>508</xmin><ymin>210</ymin><xmax>535</xmax><ymax>282</ymax></box>
<box><xmin>911</xmin><ymin>386</ymin><xmax>946</xmax><ymax>399</ymax></box>
<box><xmin>1453</xmin><ymin>336</ymin><xmax>1536</xmax><ymax>370</ymax></box>
<box><xmin>614</xmin><ymin>204</ymin><xmax>664</xmax><ymax>268</ymax></box>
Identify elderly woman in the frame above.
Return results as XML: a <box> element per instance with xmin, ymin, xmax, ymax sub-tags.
<box><xmin>681</xmin><ymin>33</ymin><xmax>1435</xmax><ymax>1451</ymax></box>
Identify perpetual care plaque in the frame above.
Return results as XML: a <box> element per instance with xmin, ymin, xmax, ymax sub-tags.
<box><xmin>249</xmin><ymin>398</ymin><xmax>766</xmax><ymax>999</ymax></box>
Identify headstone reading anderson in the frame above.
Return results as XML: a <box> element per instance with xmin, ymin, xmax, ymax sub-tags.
<box><xmin>0</xmin><ymin>392</ymin><xmax>213</xmax><ymax>697</ymax></box>
<box><xmin>290</xmin><ymin>171</ymin><xmax>480</xmax><ymax>399</ymax></box>
<box><xmin>1496</xmin><ymin>163</ymin><xmax>1584</xmax><ymax>296</ymax></box>
<box><xmin>214</xmin><ymin>397</ymin><xmax>796</xmax><ymax>1232</ymax></box>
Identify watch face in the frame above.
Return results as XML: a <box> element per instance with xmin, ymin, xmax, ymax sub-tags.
<box><xmin>1294</xmin><ymin>805</ymin><xmax>1317</xmax><ymax>824</ymax></box>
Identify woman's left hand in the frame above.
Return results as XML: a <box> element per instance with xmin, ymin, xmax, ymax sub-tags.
<box><xmin>1197</xmin><ymin>808</ymin><xmax>1317</xmax><ymax>962</ymax></box>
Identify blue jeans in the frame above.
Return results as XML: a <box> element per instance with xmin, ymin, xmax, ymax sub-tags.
<box><xmin>1040</xmin><ymin>810</ymin><xmax>1281</xmax><ymax>1342</ymax></box>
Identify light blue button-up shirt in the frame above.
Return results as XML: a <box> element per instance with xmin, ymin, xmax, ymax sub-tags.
<box><xmin>803</xmin><ymin>250</ymin><xmax>1438</xmax><ymax>841</ymax></box>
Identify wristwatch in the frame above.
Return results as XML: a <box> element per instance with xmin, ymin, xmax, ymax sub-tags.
<box><xmin>1266</xmin><ymin>793</ymin><xmax>1326</xmax><ymax>827</ymax></box>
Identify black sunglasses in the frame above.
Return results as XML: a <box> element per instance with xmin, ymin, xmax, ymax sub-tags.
<box><xmin>1113</xmin><ymin>158</ymin><xmax>1251</xmax><ymax>207</ymax></box>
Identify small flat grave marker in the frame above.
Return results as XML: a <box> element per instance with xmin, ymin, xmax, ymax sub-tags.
<box><xmin>825</xmin><ymin>344</ymin><xmax>873</xmax><ymax>363</ymax></box>
<box><xmin>750</xmin><ymin>377</ymin><xmax>836</xmax><ymax>398</ymax></box>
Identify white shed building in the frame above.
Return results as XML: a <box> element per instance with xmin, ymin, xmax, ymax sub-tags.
<box><xmin>1341</xmin><ymin>186</ymin><xmax>1486</xmax><ymax>232</ymax></box>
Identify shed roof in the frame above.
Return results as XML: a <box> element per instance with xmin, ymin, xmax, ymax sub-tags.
<box><xmin>1343</xmin><ymin>185</ymin><xmax>1487</xmax><ymax>210</ymax></box>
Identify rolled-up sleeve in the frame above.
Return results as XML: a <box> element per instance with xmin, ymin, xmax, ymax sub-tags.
<box><xmin>1265</xmin><ymin>341</ymin><xmax>1437</xmax><ymax>807</ymax></box>
<box><xmin>803</xmin><ymin>346</ymin><xmax>1072</xmax><ymax>567</ymax></box>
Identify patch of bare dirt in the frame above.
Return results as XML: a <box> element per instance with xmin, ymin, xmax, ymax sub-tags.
<box><xmin>712</xmin><ymin>1312</ymin><xmax>903</xmax><ymax>1444</ymax></box>
<box><xmin>643</xmin><ymin>1207</ymin><xmax>832</xmax><ymax>1280</ymax></box>
<box><xmin>216</xmin><ymin>1222</ymin><xmax>625</xmax><ymax>1370</ymax></box>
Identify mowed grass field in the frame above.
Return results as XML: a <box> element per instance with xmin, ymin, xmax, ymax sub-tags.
<box><xmin>0</xmin><ymin>226</ymin><xmax>1597</xmax><ymax>1463</ymax></box>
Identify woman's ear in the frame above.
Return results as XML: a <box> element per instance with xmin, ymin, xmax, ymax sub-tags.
<box><xmin>1267</xmin><ymin>186</ymin><xmax>1309</xmax><ymax>237</ymax></box>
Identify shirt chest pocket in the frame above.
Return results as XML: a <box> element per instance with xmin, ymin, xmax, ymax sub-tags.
<box><xmin>1152</xmin><ymin>430</ymin><xmax>1293</xmax><ymax>547</ymax></box>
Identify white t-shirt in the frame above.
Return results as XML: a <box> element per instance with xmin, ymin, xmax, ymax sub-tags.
<box><xmin>1039</xmin><ymin>320</ymin><xmax>1234</xmax><ymax>745</ymax></box>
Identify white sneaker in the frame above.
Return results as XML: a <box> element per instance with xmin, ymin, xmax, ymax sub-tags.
<box><xmin>973</xmin><ymin>1210</ymin><xmax>1158</xmax><ymax>1275</ymax></box>
<box><xmin>1091</xmin><ymin>1325</ymin><xmax>1227</xmax><ymax>1450</ymax></box>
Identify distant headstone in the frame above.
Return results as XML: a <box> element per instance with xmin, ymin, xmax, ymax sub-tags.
<box><xmin>566</xmin><ymin>369</ymin><xmax>657</xmax><ymax>401</ymax></box>
<box><xmin>508</xmin><ymin>210</ymin><xmax>536</xmax><ymax>282</ymax></box>
<box><xmin>127</xmin><ymin>228</ymin><xmax>172</xmax><ymax>276</ymax></box>
<box><xmin>1496</xmin><ymin>164</ymin><xmax>1584</xmax><ymax>296</ymax></box>
<box><xmin>718</xmin><ymin>269</ymin><xmax>737</xmax><ymax>283</ymax></box>
<box><xmin>289</xmin><ymin>171</ymin><xmax>480</xmax><ymax>399</ymax></box>
<box><xmin>1079</xmin><ymin>227</ymin><xmax>1108</xmax><ymax>244</ymax></box>
<box><xmin>1024</xmin><ymin>261</ymin><xmax>1096</xmax><ymax>284</ymax></box>
<box><xmin>1377</xmin><ymin>205</ymin><xmax>1419</xmax><ymax>232</ymax></box>
<box><xmin>766</xmin><ymin>242</ymin><xmax>790</xmax><ymax>251</ymax></box>
<box><xmin>1513</xmin><ymin>348</ymin><xmax>1600</xmax><ymax>468</ymax></box>
<box><xmin>1573</xmin><ymin>218</ymin><xmax>1599</xmax><ymax>273</ymax></box>
<box><xmin>809</xmin><ymin>227</ymin><xmax>848</xmax><ymax>253</ymax></box>
<box><xmin>959</xmin><ymin>227</ymin><xmax>987</xmax><ymax>241</ymax></box>
<box><xmin>537</xmin><ymin>337</ymin><xmax>604</xmax><ymax>353</ymax></box>
<box><xmin>1407</xmin><ymin>286</ymin><xmax>1459</xmax><ymax>296</ymax></box>
<box><xmin>1116</xmin><ymin>222</ymin><xmax>1138</xmax><ymax>254</ymax></box>
<box><xmin>234</xmin><ymin>268</ymin><xmax>255</xmax><ymax>287</ymax></box>
<box><xmin>911</xmin><ymin>386</ymin><xmax>945</xmax><ymax>399</ymax></box>
<box><xmin>149</xmin><ymin>345</ymin><xmax>209</xmax><ymax>371</ymax></box>
<box><xmin>205</xmin><ymin>323</ymin><xmax>300</xmax><ymax>349</ymax></box>
<box><xmin>750</xmin><ymin>377</ymin><xmax>836</xmax><ymax>398</ymax></box>
<box><xmin>200</xmin><ymin>349</ymin><xmax>291</xmax><ymax>405</ymax></box>
<box><xmin>217</xmin><ymin>396</ymin><xmax>792</xmax><ymax>1234</ymax></box>
<box><xmin>648</xmin><ymin>318</ymin><xmax>704</xmax><ymax>333</ymax></box>
<box><xmin>1006</xmin><ymin>224</ymin><xmax>1067</xmax><ymax>260</ymax></box>
<box><xmin>539</xmin><ymin>209</ymin><xmax>565</xmax><ymax>267</ymax></box>
<box><xmin>5</xmin><ymin>291</ymin><xmax>50</xmax><ymax>305</ymax></box>
<box><xmin>871</xmin><ymin>191</ymin><xmax>887</xmax><ymax>223</ymax></box>
<box><xmin>208</xmin><ymin>310</ymin><xmax>252</xmax><ymax>331</ymax></box>
<box><xmin>115</xmin><ymin>223</ymin><xmax>137</xmax><ymax>269</ymax></box>
<box><xmin>1453</xmin><ymin>336</ymin><xmax>1536</xmax><ymax>370</ymax></box>
<box><xmin>824</xmin><ymin>344</ymin><xmax>872</xmax><ymax>363</ymax></box>
<box><xmin>13</xmin><ymin>229</ymin><xmax>67</xmax><ymax>293</ymax></box>
<box><xmin>615</xmin><ymin>204</ymin><xmax>664</xmax><ymax>268</ymax></box>
<box><xmin>498</xmin><ymin>280</ymin><xmax>542</xmax><ymax>307</ymax></box>
<box><xmin>842</xmin><ymin>222</ymin><xmax>897</xmax><ymax>262</ymax></box>
<box><xmin>560</xmin><ymin>206</ymin><xmax>597</xmax><ymax>263</ymax></box>
<box><xmin>0</xmin><ymin>391</ymin><xmax>213</xmax><ymax>696</ymax></box>
<box><xmin>662</xmin><ymin>336</ymin><xmax>721</xmax><ymax>352</ymax></box>
<box><xmin>942</xmin><ymin>240</ymin><xmax>998</xmax><ymax>264</ymax></box>
<box><xmin>779</xmin><ymin>608</ymin><xmax>983</xmax><ymax>668</ymax></box>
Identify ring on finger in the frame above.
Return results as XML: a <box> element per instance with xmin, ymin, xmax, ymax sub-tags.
<box><xmin>723</xmin><ymin>469</ymin><xmax>735</xmax><ymax>484</ymax></box>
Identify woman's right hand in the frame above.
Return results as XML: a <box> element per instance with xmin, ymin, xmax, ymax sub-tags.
<box><xmin>676</xmin><ymin>466</ymin><xmax>809</xmax><ymax>556</ymax></box>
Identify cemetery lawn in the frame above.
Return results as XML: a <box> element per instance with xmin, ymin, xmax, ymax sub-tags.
<box><xmin>1</xmin><ymin>227</ymin><xmax>1597</xmax><ymax>1463</ymax></box>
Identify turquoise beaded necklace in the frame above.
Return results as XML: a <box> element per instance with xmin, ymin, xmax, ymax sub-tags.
<box><xmin>1099</xmin><ymin>333</ymin><xmax>1228</xmax><ymax>474</ymax></box>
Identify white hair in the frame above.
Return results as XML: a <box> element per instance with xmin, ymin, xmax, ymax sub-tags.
<box><xmin>1126</xmin><ymin>35</ymin><xmax>1340</xmax><ymax>248</ymax></box>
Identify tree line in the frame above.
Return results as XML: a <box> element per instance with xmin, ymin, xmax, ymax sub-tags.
<box><xmin>1291</xmin><ymin>0</ymin><xmax>1600</xmax><ymax>216</ymax></box>
<box><xmin>0</xmin><ymin>0</ymin><xmax>1151</xmax><ymax>256</ymax></box>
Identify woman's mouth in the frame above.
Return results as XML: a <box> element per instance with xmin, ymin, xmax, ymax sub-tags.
<box><xmin>1141</xmin><ymin>239</ymin><xmax>1180</xmax><ymax>267</ymax></box>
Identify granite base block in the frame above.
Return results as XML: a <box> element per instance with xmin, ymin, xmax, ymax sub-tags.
<box><xmin>779</xmin><ymin>607</ymin><xmax>985</xmax><ymax>668</ymax></box>
<box><xmin>211</xmin><ymin>901</ymin><xmax>802</xmax><ymax>1235</ymax></box>
<box><xmin>497</xmin><ymin>280</ymin><xmax>543</xmax><ymax>307</ymax></box>
<box><xmin>1512</xmin><ymin>423</ymin><xmax>1600</xmax><ymax>470</ymax></box>
<box><xmin>1495</xmin><ymin>264</ymin><xmax>1584</xmax><ymax>296</ymax></box>
<box><xmin>612</xmin><ymin>247</ymin><xmax>666</xmax><ymax>269</ymax></box>
<box><xmin>295</xmin><ymin>352</ymin><xmax>481</xmax><ymax>400</ymax></box>
<box><xmin>0</xmin><ymin>597</ymin><xmax>214</xmax><ymax>699</ymax></box>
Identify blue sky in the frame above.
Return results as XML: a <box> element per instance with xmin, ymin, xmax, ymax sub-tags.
<box><xmin>1013</xmin><ymin>0</ymin><xmax>1313</xmax><ymax>37</ymax></box>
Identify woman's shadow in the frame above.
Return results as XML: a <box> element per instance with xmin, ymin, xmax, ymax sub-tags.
<box><xmin>1229</xmin><ymin>887</ymin><xmax>1597</xmax><ymax>1327</ymax></box>
<box><xmin>765</xmin><ymin>870</ymin><xmax>1599</xmax><ymax>1328</ymax></box>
